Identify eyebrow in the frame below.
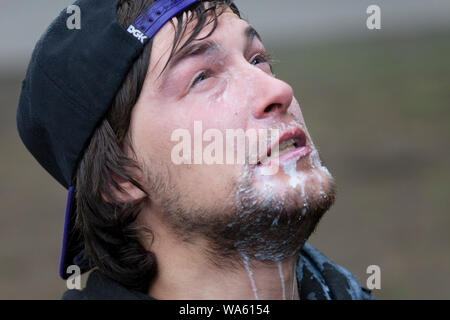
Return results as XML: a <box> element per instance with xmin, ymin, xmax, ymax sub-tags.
<box><xmin>159</xmin><ymin>25</ymin><xmax>262</xmax><ymax>81</ymax></box>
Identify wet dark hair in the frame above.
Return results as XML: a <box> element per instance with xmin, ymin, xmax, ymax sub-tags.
<box><xmin>74</xmin><ymin>0</ymin><xmax>241</xmax><ymax>292</ymax></box>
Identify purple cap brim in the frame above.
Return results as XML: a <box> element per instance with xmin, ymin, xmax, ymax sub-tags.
<box><xmin>59</xmin><ymin>186</ymin><xmax>75</xmax><ymax>279</ymax></box>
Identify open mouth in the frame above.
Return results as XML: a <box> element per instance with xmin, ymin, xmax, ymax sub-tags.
<box><xmin>257</xmin><ymin>127</ymin><xmax>312</xmax><ymax>166</ymax></box>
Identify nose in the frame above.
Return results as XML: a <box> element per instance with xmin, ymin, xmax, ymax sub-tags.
<box><xmin>249</xmin><ymin>70</ymin><xmax>294</xmax><ymax>120</ymax></box>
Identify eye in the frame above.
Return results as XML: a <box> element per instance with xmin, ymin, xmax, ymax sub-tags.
<box><xmin>250</xmin><ymin>53</ymin><xmax>274</xmax><ymax>73</ymax></box>
<box><xmin>191</xmin><ymin>71</ymin><xmax>210</xmax><ymax>88</ymax></box>
<box><xmin>251</xmin><ymin>53</ymin><xmax>267</xmax><ymax>65</ymax></box>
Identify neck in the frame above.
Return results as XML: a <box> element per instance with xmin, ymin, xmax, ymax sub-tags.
<box><xmin>145</xmin><ymin>213</ymin><xmax>300</xmax><ymax>300</ymax></box>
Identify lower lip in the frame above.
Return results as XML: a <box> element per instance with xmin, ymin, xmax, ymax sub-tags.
<box><xmin>259</xmin><ymin>146</ymin><xmax>312</xmax><ymax>167</ymax></box>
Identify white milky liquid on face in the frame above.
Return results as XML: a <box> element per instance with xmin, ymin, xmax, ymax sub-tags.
<box><xmin>310</xmin><ymin>150</ymin><xmax>333</xmax><ymax>182</ymax></box>
<box><xmin>281</xmin><ymin>160</ymin><xmax>306</xmax><ymax>190</ymax></box>
<box><xmin>309</xmin><ymin>150</ymin><xmax>318</xmax><ymax>169</ymax></box>
<box><xmin>314</xmin><ymin>171</ymin><xmax>328</xmax><ymax>198</ymax></box>
<box><xmin>280</xmin><ymin>159</ymin><xmax>309</xmax><ymax>207</ymax></box>
<box><xmin>300</xmin><ymin>207</ymin><xmax>307</xmax><ymax>221</ymax></box>
<box><xmin>314</xmin><ymin>170</ymin><xmax>323</xmax><ymax>185</ymax></box>
<box><xmin>241</xmin><ymin>252</ymin><xmax>259</xmax><ymax>300</ymax></box>
<box><xmin>291</xmin><ymin>263</ymin><xmax>296</xmax><ymax>300</ymax></box>
<box><xmin>277</xmin><ymin>262</ymin><xmax>286</xmax><ymax>300</ymax></box>
<box><xmin>319</xmin><ymin>165</ymin><xmax>333</xmax><ymax>180</ymax></box>
<box><xmin>308</xmin><ymin>149</ymin><xmax>333</xmax><ymax>199</ymax></box>
<box><xmin>216</xmin><ymin>77</ymin><xmax>229</xmax><ymax>103</ymax></box>
<box><xmin>310</xmin><ymin>149</ymin><xmax>321</xmax><ymax>168</ymax></box>
<box><xmin>234</xmin><ymin>132</ymin><xmax>333</xmax><ymax>300</ymax></box>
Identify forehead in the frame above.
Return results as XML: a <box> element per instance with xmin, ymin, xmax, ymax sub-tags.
<box><xmin>145</xmin><ymin>8</ymin><xmax>248</xmax><ymax>83</ymax></box>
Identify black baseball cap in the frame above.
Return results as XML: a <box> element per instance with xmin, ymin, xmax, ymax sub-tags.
<box><xmin>16</xmin><ymin>0</ymin><xmax>206</xmax><ymax>279</ymax></box>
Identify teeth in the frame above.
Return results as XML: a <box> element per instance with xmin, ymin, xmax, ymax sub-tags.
<box><xmin>261</xmin><ymin>139</ymin><xmax>297</xmax><ymax>164</ymax></box>
<box><xmin>278</xmin><ymin>138</ymin><xmax>296</xmax><ymax>151</ymax></box>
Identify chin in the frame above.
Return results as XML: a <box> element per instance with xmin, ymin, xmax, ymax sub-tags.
<box><xmin>223</xmin><ymin>164</ymin><xmax>337</xmax><ymax>264</ymax></box>
<box><xmin>253</xmin><ymin>161</ymin><xmax>337</xmax><ymax>215</ymax></box>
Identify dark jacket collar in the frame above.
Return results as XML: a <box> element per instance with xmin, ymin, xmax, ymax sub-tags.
<box><xmin>62</xmin><ymin>269</ymin><xmax>153</xmax><ymax>300</ymax></box>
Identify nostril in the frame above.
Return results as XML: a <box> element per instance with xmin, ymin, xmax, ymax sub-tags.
<box><xmin>264</xmin><ymin>104</ymin><xmax>278</xmax><ymax>113</ymax></box>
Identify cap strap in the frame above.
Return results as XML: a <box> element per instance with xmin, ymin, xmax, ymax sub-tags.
<box><xmin>127</xmin><ymin>0</ymin><xmax>200</xmax><ymax>44</ymax></box>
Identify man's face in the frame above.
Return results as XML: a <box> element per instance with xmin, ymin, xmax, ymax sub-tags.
<box><xmin>129</xmin><ymin>8</ymin><xmax>335</xmax><ymax>265</ymax></box>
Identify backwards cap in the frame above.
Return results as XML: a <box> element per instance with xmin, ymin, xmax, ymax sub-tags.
<box><xmin>16</xmin><ymin>0</ymin><xmax>207</xmax><ymax>279</ymax></box>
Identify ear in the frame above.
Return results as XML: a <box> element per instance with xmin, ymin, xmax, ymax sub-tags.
<box><xmin>103</xmin><ymin>170</ymin><xmax>147</xmax><ymax>203</ymax></box>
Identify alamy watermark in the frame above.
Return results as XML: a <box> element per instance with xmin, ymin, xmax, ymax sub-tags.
<box><xmin>66</xmin><ymin>5</ymin><xmax>81</xmax><ymax>30</ymax></box>
<box><xmin>170</xmin><ymin>121</ymin><xmax>283</xmax><ymax>175</ymax></box>
<box><xmin>66</xmin><ymin>265</ymin><xmax>81</xmax><ymax>290</ymax></box>
<box><xmin>366</xmin><ymin>265</ymin><xmax>381</xmax><ymax>290</ymax></box>
<box><xmin>366</xmin><ymin>5</ymin><xmax>381</xmax><ymax>30</ymax></box>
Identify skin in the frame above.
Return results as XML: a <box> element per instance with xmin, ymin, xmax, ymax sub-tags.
<box><xmin>122</xmin><ymin>7</ymin><xmax>335</xmax><ymax>300</ymax></box>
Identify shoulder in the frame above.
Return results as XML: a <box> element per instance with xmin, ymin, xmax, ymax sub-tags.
<box><xmin>297</xmin><ymin>243</ymin><xmax>375</xmax><ymax>300</ymax></box>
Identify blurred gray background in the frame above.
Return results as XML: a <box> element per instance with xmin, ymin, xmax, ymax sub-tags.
<box><xmin>1</xmin><ymin>0</ymin><xmax>449</xmax><ymax>299</ymax></box>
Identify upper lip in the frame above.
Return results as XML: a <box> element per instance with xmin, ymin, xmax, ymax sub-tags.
<box><xmin>258</xmin><ymin>127</ymin><xmax>307</xmax><ymax>164</ymax></box>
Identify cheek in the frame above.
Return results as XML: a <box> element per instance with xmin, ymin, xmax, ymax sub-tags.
<box><xmin>186</xmin><ymin>77</ymin><xmax>250</xmax><ymax>130</ymax></box>
<box><xmin>288</xmin><ymin>97</ymin><xmax>306</xmax><ymax>124</ymax></box>
<box><xmin>288</xmin><ymin>97</ymin><xmax>318</xmax><ymax>146</ymax></box>
<box><xmin>130</xmin><ymin>99</ymin><xmax>178</xmax><ymax>165</ymax></box>
<box><xmin>132</xmin><ymin>71</ymin><xmax>255</xmax><ymax>168</ymax></box>
<box><xmin>209</xmin><ymin>76</ymin><xmax>230</xmax><ymax>104</ymax></box>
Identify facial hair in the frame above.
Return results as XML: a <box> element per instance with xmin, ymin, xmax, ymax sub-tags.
<box><xmin>154</xmin><ymin>160</ymin><xmax>336</xmax><ymax>271</ymax></box>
